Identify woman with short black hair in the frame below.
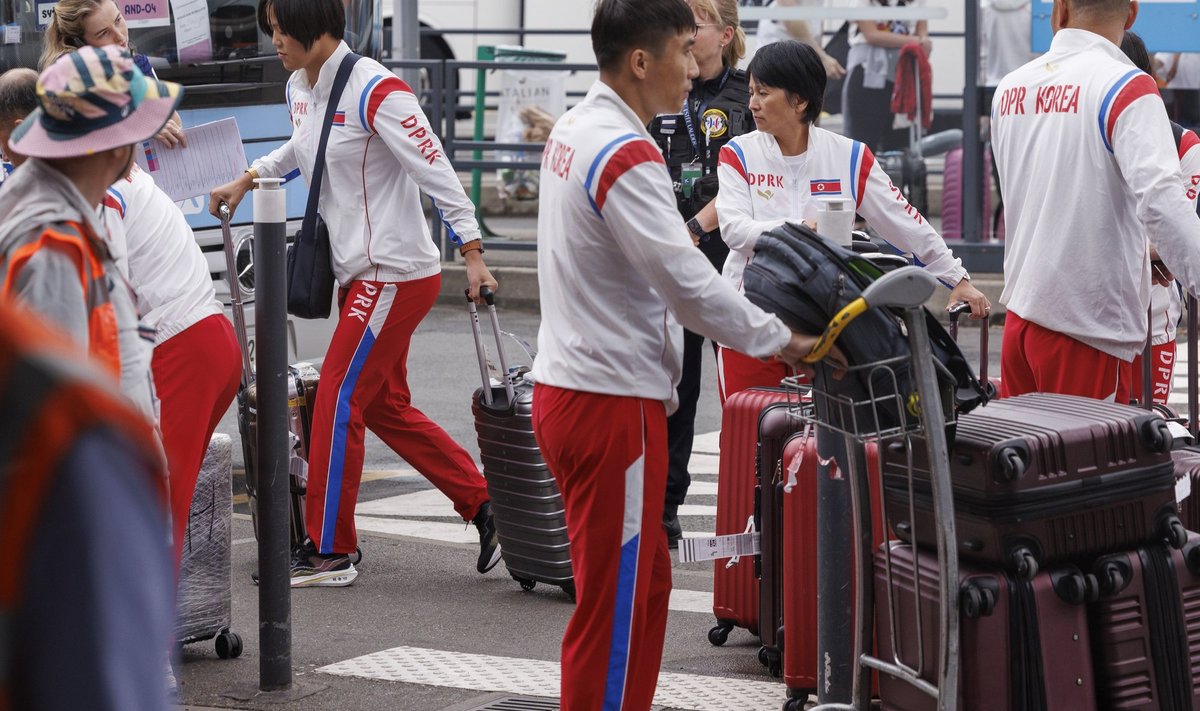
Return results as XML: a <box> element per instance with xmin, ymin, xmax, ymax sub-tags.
<box><xmin>714</xmin><ymin>40</ymin><xmax>988</xmax><ymax>400</ymax></box>
<box><xmin>211</xmin><ymin>0</ymin><xmax>501</xmax><ymax>588</ymax></box>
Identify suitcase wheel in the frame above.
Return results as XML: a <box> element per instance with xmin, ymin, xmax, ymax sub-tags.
<box><xmin>561</xmin><ymin>581</ymin><xmax>576</xmax><ymax>603</ymax></box>
<box><xmin>1185</xmin><ymin>541</ymin><xmax>1200</xmax><ymax>576</ymax></box>
<box><xmin>959</xmin><ymin>582</ymin><xmax>997</xmax><ymax>619</ymax></box>
<box><xmin>1009</xmin><ymin>546</ymin><xmax>1039</xmax><ymax>581</ymax></box>
<box><xmin>1141</xmin><ymin>418</ymin><xmax>1174</xmax><ymax>454</ymax></box>
<box><xmin>513</xmin><ymin>575</ymin><xmax>536</xmax><ymax>592</ymax></box>
<box><xmin>1094</xmin><ymin>557</ymin><xmax>1132</xmax><ymax>597</ymax></box>
<box><xmin>1160</xmin><ymin>515</ymin><xmax>1189</xmax><ymax>550</ymax></box>
<box><xmin>215</xmin><ymin>630</ymin><xmax>243</xmax><ymax>659</ymax></box>
<box><xmin>1050</xmin><ymin>568</ymin><xmax>1100</xmax><ymax>605</ymax></box>
<box><xmin>782</xmin><ymin>698</ymin><xmax>805</xmax><ymax>711</ymax></box>
<box><xmin>758</xmin><ymin>646</ymin><xmax>769</xmax><ymax>667</ymax></box>
<box><xmin>708</xmin><ymin>624</ymin><xmax>731</xmax><ymax>647</ymax></box>
<box><xmin>996</xmin><ymin>446</ymin><xmax>1027</xmax><ymax>482</ymax></box>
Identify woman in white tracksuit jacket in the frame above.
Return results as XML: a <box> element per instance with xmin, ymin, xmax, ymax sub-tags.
<box><xmin>715</xmin><ymin>40</ymin><xmax>989</xmax><ymax>401</ymax></box>
<box><xmin>211</xmin><ymin>0</ymin><xmax>500</xmax><ymax>587</ymax></box>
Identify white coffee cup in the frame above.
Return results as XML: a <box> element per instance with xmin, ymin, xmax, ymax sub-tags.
<box><xmin>816</xmin><ymin>197</ymin><xmax>855</xmax><ymax>247</ymax></box>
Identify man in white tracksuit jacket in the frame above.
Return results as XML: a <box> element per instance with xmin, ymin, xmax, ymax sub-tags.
<box><xmin>530</xmin><ymin>1</ymin><xmax>827</xmax><ymax>708</ymax></box>
<box><xmin>991</xmin><ymin>0</ymin><xmax>1200</xmax><ymax>401</ymax></box>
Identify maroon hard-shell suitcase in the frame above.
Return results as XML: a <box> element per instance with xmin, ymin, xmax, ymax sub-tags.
<box><xmin>1174</xmin><ymin>448</ymin><xmax>1200</xmax><ymax>533</ymax></box>
<box><xmin>709</xmin><ymin>388</ymin><xmax>791</xmax><ymax>646</ymax></box>
<box><xmin>882</xmin><ymin>393</ymin><xmax>1184</xmax><ymax>579</ymax></box>
<box><xmin>1089</xmin><ymin>540</ymin><xmax>1200</xmax><ymax>710</ymax></box>
<box><xmin>874</xmin><ymin>541</ymin><xmax>1098</xmax><ymax>711</ymax></box>
<box><xmin>756</xmin><ymin>401</ymin><xmax>807</xmax><ymax>677</ymax></box>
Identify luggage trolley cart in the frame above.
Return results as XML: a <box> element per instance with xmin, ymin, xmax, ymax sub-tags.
<box><xmin>785</xmin><ymin>266</ymin><xmax>960</xmax><ymax>711</ymax></box>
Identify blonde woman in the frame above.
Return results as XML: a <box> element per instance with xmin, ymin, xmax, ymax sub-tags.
<box><xmin>41</xmin><ymin>0</ymin><xmax>185</xmax><ymax>147</ymax></box>
<box><xmin>646</xmin><ymin>0</ymin><xmax>751</xmax><ymax>547</ymax></box>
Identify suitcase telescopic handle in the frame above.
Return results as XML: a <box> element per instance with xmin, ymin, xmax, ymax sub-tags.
<box><xmin>218</xmin><ymin>202</ymin><xmax>253</xmax><ymax>388</ymax></box>
<box><xmin>465</xmin><ymin>289</ymin><xmax>494</xmax><ymax>407</ymax></box>
<box><xmin>948</xmin><ymin>302</ymin><xmax>989</xmax><ymax>383</ymax></box>
<box><xmin>479</xmin><ymin>286</ymin><xmax>517</xmax><ymax>406</ymax></box>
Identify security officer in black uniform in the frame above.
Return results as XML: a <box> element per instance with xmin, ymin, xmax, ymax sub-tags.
<box><xmin>647</xmin><ymin>0</ymin><xmax>754</xmax><ymax>548</ymax></box>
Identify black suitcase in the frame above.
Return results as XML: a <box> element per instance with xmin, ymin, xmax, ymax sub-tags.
<box><xmin>1090</xmin><ymin>540</ymin><xmax>1200</xmax><ymax>710</ymax></box>
<box><xmin>883</xmin><ymin>393</ymin><xmax>1185</xmax><ymax>579</ymax></box>
<box><xmin>219</xmin><ymin>207</ymin><xmax>352</xmax><ymax>560</ymax></box>
<box><xmin>468</xmin><ymin>288</ymin><xmax>574</xmax><ymax>599</ymax></box>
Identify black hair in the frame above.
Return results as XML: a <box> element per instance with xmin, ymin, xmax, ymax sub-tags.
<box><xmin>747</xmin><ymin>40</ymin><xmax>826</xmax><ymax>124</ymax></box>
<box><xmin>257</xmin><ymin>0</ymin><xmax>345</xmax><ymax>50</ymax></box>
<box><xmin>591</xmin><ymin>0</ymin><xmax>695</xmax><ymax>73</ymax></box>
<box><xmin>0</xmin><ymin>68</ymin><xmax>38</xmax><ymax>123</ymax></box>
<box><xmin>1120</xmin><ymin>30</ymin><xmax>1153</xmax><ymax>75</ymax></box>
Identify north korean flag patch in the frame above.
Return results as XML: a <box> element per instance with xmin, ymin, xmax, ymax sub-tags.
<box><xmin>332</xmin><ymin>110</ymin><xmax>346</xmax><ymax>126</ymax></box>
<box><xmin>810</xmin><ymin>179</ymin><xmax>842</xmax><ymax>195</ymax></box>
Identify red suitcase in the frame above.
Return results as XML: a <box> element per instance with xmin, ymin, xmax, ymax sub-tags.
<box><xmin>780</xmin><ymin>431</ymin><xmax>883</xmax><ymax>698</ymax></box>
<box><xmin>874</xmin><ymin>541</ymin><xmax>1098</xmax><ymax>711</ymax></box>
<box><xmin>709</xmin><ymin>388</ymin><xmax>791</xmax><ymax>646</ymax></box>
<box><xmin>1089</xmin><ymin>540</ymin><xmax>1200</xmax><ymax>710</ymax></box>
<box><xmin>883</xmin><ymin>393</ymin><xmax>1184</xmax><ymax>579</ymax></box>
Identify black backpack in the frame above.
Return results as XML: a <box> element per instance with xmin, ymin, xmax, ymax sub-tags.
<box><xmin>743</xmin><ymin>223</ymin><xmax>991</xmax><ymax>435</ymax></box>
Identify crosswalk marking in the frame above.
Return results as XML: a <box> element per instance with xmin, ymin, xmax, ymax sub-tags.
<box><xmin>318</xmin><ymin>646</ymin><xmax>784</xmax><ymax>711</ymax></box>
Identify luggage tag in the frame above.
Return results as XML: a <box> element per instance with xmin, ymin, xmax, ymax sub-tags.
<box><xmin>680</xmin><ymin>162</ymin><xmax>702</xmax><ymax>199</ymax></box>
<box><xmin>1178</xmin><ymin>470</ymin><xmax>1193</xmax><ymax>505</ymax></box>
<box><xmin>678</xmin><ymin>524</ymin><xmax>761</xmax><ymax>565</ymax></box>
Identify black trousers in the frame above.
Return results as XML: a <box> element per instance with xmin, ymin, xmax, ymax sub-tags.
<box><xmin>841</xmin><ymin>65</ymin><xmax>911</xmax><ymax>153</ymax></box>
<box><xmin>664</xmin><ymin>234</ymin><xmax>728</xmax><ymax>509</ymax></box>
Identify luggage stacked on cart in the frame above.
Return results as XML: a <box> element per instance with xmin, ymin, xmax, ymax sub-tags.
<box><xmin>467</xmin><ymin>287</ymin><xmax>574</xmax><ymax>600</ymax></box>
<box><xmin>175</xmin><ymin>433</ymin><xmax>243</xmax><ymax>659</ymax></box>
<box><xmin>875</xmin><ymin>393</ymin><xmax>1195</xmax><ymax>710</ymax></box>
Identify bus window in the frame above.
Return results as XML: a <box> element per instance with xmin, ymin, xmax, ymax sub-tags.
<box><xmin>0</xmin><ymin>0</ymin><xmax>381</xmax><ymax>111</ymax></box>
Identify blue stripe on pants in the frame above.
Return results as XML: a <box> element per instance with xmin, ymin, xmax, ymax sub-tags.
<box><xmin>319</xmin><ymin>326</ymin><xmax>377</xmax><ymax>553</ymax></box>
<box><xmin>603</xmin><ymin>533</ymin><xmax>640</xmax><ymax>710</ymax></box>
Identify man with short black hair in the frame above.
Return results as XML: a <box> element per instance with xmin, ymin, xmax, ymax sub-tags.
<box><xmin>532</xmin><ymin>0</ymin><xmax>830</xmax><ymax>708</ymax></box>
<box><xmin>992</xmin><ymin>0</ymin><xmax>1200</xmax><ymax>401</ymax></box>
<box><xmin>0</xmin><ymin>67</ymin><xmax>38</xmax><ymax>181</ymax></box>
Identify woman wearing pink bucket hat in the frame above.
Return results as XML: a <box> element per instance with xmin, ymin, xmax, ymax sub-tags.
<box><xmin>0</xmin><ymin>43</ymin><xmax>182</xmax><ymax>418</ymax></box>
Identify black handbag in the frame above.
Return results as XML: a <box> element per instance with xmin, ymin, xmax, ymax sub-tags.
<box><xmin>286</xmin><ymin>52</ymin><xmax>361</xmax><ymax>319</ymax></box>
<box><xmin>822</xmin><ymin>22</ymin><xmax>850</xmax><ymax>115</ymax></box>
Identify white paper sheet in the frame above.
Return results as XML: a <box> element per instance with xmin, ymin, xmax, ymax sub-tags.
<box><xmin>134</xmin><ymin>118</ymin><xmax>247</xmax><ymax>202</ymax></box>
<box><xmin>171</xmin><ymin>0</ymin><xmax>213</xmax><ymax>63</ymax></box>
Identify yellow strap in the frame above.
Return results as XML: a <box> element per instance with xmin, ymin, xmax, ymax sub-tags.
<box><xmin>803</xmin><ymin>297</ymin><xmax>868</xmax><ymax>364</ymax></box>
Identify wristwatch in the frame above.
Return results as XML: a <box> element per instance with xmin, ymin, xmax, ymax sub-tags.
<box><xmin>686</xmin><ymin>217</ymin><xmax>708</xmax><ymax>240</ymax></box>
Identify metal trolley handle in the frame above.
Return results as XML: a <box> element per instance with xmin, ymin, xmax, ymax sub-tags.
<box><xmin>466</xmin><ymin>286</ymin><xmax>516</xmax><ymax>408</ymax></box>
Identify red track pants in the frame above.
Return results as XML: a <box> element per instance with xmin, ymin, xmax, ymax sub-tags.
<box><xmin>306</xmin><ymin>275</ymin><xmax>489</xmax><ymax>555</ymax></box>
<box><xmin>532</xmin><ymin>385</ymin><xmax>672</xmax><ymax>711</ymax></box>
<box><xmin>716</xmin><ymin>346</ymin><xmax>798</xmax><ymax>404</ymax></box>
<box><xmin>1000</xmin><ymin>311</ymin><xmax>1132</xmax><ymax>402</ymax></box>
<box><xmin>1129</xmin><ymin>341</ymin><xmax>1177</xmax><ymax>407</ymax></box>
<box><xmin>152</xmin><ymin>314</ymin><xmax>241</xmax><ymax>565</ymax></box>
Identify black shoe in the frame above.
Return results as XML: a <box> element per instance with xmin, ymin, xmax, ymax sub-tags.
<box><xmin>663</xmin><ymin>504</ymin><xmax>683</xmax><ymax>549</ymax></box>
<box><xmin>252</xmin><ymin>539</ymin><xmax>357</xmax><ymax>587</ymax></box>
<box><xmin>473</xmin><ymin>501</ymin><xmax>502</xmax><ymax>573</ymax></box>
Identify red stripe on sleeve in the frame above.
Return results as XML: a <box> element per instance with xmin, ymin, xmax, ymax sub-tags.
<box><xmin>102</xmin><ymin>195</ymin><xmax>124</xmax><ymax>218</ymax></box>
<box><xmin>366</xmin><ymin>77</ymin><xmax>415</xmax><ymax>133</ymax></box>
<box><xmin>719</xmin><ymin>145</ymin><xmax>748</xmax><ymax>183</ymax></box>
<box><xmin>594</xmin><ymin>140</ymin><xmax>666</xmax><ymax>213</ymax></box>
<box><xmin>856</xmin><ymin>145</ymin><xmax>876</xmax><ymax>210</ymax></box>
<box><xmin>1180</xmin><ymin>129</ymin><xmax>1200</xmax><ymax>161</ymax></box>
<box><xmin>1106</xmin><ymin>74</ymin><xmax>1159</xmax><ymax>148</ymax></box>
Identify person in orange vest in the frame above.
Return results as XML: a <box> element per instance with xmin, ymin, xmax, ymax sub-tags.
<box><xmin>0</xmin><ymin>301</ymin><xmax>173</xmax><ymax>711</ymax></box>
<box><xmin>0</xmin><ymin>44</ymin><xmax>183</xmax><ymax>420</ymax></box>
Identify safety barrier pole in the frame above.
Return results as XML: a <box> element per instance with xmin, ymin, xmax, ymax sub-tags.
<box><xmin>253</xmin><ymin>178</ymin><xmax>292</xmax><ymax>691</ymax></box>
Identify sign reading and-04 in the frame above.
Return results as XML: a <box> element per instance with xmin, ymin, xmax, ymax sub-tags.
<box><xmin>123</xmin><ymin>2</ymin><xmax>162</xmax><ymax>14</ymax></box>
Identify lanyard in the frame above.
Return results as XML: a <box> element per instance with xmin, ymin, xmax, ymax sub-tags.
<box><xmin>682</xmin><ymin>67</ymin><xmax>731</xmax><ymax>161</ymax></box>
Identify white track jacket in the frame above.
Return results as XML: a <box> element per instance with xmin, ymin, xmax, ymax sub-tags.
<box><xmin>253</xmin><ymin>41</ymin><xmax>480</xmax><ymax>285</ymax></box>
<box><xmin>716</xmin><ymin>127</ymin><xmax>967</xmax><ymax>292</ymax></box>
<box><xmin>102</xmin><ymin>166</ymin><xmax>222</xmax><ymax>345</ymax></box>
<box><xmin>992</xmin><ymin>29</ymin><xmax>1200</xmax><ymax>360</ymax></box>
<box><xmin>1150</xmin><ymin>128</ymin><xmax>1200</xmax><ymax>346</ymax></box>
<box><xmin>531</xmin><ymin>82</ymin><xmax>791</xmax><ymax>414</ymax></box>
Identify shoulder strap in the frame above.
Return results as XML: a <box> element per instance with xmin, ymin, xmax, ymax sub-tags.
<box><xmin>302</xmin><ymin>53</ymin><xmax>363</xmax><ymax>244</ymax></box>
<box><xmin>1172</xmin><ymin>120</ymin><xmax>1186</xmax><ymax>151</ymax></box>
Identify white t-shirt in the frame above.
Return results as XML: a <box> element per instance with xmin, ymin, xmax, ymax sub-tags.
<box><xmin>1162</xmin><ymin>53</ymin><xmax>1200</xmax><ymax>90</ymax></box>
<box><xmin>981</xmin><ymin>0</ymin><xmax>1035</xmax><ymax>87</ymax></box>
<box><xmin>756</xmin><ymin>0</ymin><xmax>824</xmax><ymax>52</ymax></box>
